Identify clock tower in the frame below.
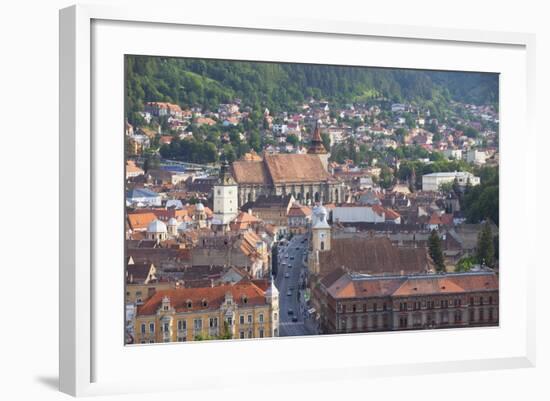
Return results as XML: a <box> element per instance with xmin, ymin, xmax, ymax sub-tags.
<box><xmin>213</xmin><ymin>159</ymin><xmax>238</xmax><ymax>225</ymax></box>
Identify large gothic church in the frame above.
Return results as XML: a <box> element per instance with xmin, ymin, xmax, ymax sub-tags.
<box><xmin>231</xmin><ymin>124</ymin><xmax>344</xmax><ymax>206</ymax></box>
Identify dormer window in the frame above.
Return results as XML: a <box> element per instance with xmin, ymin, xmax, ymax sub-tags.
<box><xmin>242</xmin><ymin>295</ymin><xmax>248</xmax><ymax>304</ymax></box>
<box><xmin>202</xmin><ymin>299</ymin><xmax>208</xmax><ymax>307</ymax></box>
<box><xmin>187</xmin><ymin>300</ymin><xmax>192</xmax><ymax>308</ymax></box>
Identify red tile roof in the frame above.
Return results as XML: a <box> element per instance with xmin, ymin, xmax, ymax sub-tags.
<box><xmin>127</xmin><ymin>212</ymin><xmax>157</xmax><ymax>231</ymax></box>
<box><xmin>136</xmin><ymin>281</ymin><xmax>267</xmax><ymax>315</ymax></box>
<box><xmin>327</xmin><ymin>272</ymin><xmax>498</xmax><ymax>299</ymax></box>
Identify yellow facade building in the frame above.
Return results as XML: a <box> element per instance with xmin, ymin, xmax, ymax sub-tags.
<box><xmin>133</xmin><ymin>280</ymin><xmax>279</xmax><ymax>343</ymax></box>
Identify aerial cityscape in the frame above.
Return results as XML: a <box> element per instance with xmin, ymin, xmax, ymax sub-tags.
<box><xmin>124</xmin><ymin>56</ymin><xmax>499</xmax><ymax>344</ymax></box>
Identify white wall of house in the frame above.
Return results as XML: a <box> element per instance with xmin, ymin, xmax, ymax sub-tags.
<box><xmin>422</xmin><ymin>172</ymin><xmax>480</xmax><ymax>192</ymax></box>
<box><xmin>333</xmin><ymin>206</ymin><xmax>385</xmax><ymax>223</ymax></box>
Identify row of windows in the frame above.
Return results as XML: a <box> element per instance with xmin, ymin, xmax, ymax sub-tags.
<box><xmin>340</xmin><ymin>314</ymin><xmax>390</xmax><ymax>330</ymax></box>
<box><xmin>140</xmin><ymin>313</ymin><xmax>269</xmax><ymax>334</ymax></box>
<box><xmin>339</xmin><ymin>302</ymin><xmax>388</xmax><ymax>313</ymax></box>
<box><xmin>239</xmin><ymin>329</ymin><xmax>265</xmax><ymax>339</ymax></box>
<box><xmin>165</xmin><ymin>295</ymin><xmax>260</xmax><ymax>310</ymax></box>
<box><xmin>238</xmin><ymin>313</ymin><xmax>266</xmax><ymax>324</ymax></box>
<box><xmin>469</xmin><ymin>296</ymin><xmax>495</xmax><ymax>306</ymax></box>
<box><xmin>338</xmin><ymin>307</ymin><xmax>497</xmax><ymax>332</ymax></box>
<box><xmin>339</xmin><ymin>296</ymin><xmax>496</xmax><ymax>314</ymax></box>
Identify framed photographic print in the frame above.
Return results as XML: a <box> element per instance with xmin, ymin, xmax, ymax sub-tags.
<box><xmin>59</xmin><ymin>3</ymin><xmax>536</xmax><ymax>397</ymax></box>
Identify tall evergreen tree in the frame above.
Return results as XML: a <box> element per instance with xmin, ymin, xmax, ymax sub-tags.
<box><xmin>476</xmin><ymin>221</ymin><xmax>495</xmax><ymax>267</ymax></box>
<box><xmin>428</xmin><ymin>229</ymin><xmax>445</xmax><ymax>272</ymax></box>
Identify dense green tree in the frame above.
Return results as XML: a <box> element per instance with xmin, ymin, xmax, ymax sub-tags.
<box><xmin>476</xmin><ymin>221</ymin><xmax>495</xmax><ymax>267</ymax></box>
<box><xmin>248</xmin><ymin>130</ymin><xmax>261</xmax><ymax>152</ymax></box>
<box><xmin>462</xmin><ymin>166</ymin><xmax>499</xmax><ymax>225</ymax></box>
<box><xmin>125</xmin><ymin>55</ymin><xmax>499</xmax><ymax>124</ymax></box>
<box><xmin>143</xmin><ymin>153</ymin><xmax>160</xmax><ymax>173</ymax></box>
<box><xmin>455</xmin><ymin>255</ymin><xmax>476</xmax><ymax>272</ymax></box>
<box><xmin>378</xmin><ymin>166</ymin><xmax>394</xmax><ymax>189</ymax></box>
<box><xmin>321</xmin><ymin>132</ymin><xmax>331</xmax><ymax>152</ymax></box>
<box><xmin>286</xmin><ymin>134</ymin><xmax>299</xmax><ymax>147</ymax></box>
<box><xmin>428</xmin><ymin>229</ymin><xmax>446</xmax><ymax>272</ymax></box>
<box><xmin>223</xmin><ymin>144</ymin><xmax>237</xmax><ymax>163</ymax></box>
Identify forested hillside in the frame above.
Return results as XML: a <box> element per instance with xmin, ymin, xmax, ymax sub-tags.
<box><xmin>125</xmin><ymin>55</ymin><xmax>498</xmax><ymax>121</ymax></box>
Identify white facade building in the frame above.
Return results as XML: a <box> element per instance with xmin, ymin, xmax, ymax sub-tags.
<box><xmin>422</xmin><ymin>171</ymin><xmax>480</xmax><ymax>192</ymax></box>
<box><xmin>126</xmin><ymin>188</ymin><xmax>162</xmax><ymax>207</ymax></box>
<box><xmin>265</xmin><ymin>278</ymin><xmax>280</xmax><ymax>337</ymax></box>
<box><xmin>332</xmin><ymin>205</ymin><xmax>385</xmax><ymax>224</ymax></box>
<box><xmin>464</xmin><ymin>149</ymin><xmax>487</xmax><ymax>165</ymax></box>
<box><xmin>443</xmin><ymin>149</ymin><xmax>463</xmax><ymax>160</ymax></box>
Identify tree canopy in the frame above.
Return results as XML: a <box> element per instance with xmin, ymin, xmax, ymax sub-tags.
<box><xmin>126</xmin><ymin>55</ymin><xmax>499</xmax><ymax>120</ymax></box>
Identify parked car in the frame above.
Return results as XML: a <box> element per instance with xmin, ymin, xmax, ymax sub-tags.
<box><xmin>287</xmin><ymin>309</ymin><xmax>294</xmax><ymax>315</ymax></box>
<box><xmin>284</xmin><ymin>272</ymin><xmax>290</xmax><ymax>278</ymax></box>
<box><xmin>291</xmin><ymin>316</ymin><xmax>298</xmax><ymax>323</ymax></box>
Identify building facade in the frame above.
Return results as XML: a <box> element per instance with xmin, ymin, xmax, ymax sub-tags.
<box><xmin>422</xmin><ymin>171</ymin><xmax>480</xmax><ymax>192</ymax></box>
<box><xmin>133</xmin><ymin>281</ymin><xmax>279</xmax><ymax>343</ymax></box>
<box><xmin>316</xmin><ymin>271</ymin><xmax>498</xmax><ymax>334</ymax></box>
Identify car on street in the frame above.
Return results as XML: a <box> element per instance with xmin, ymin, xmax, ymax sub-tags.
<box><xmin>284</xmin><ymin>272</ymin><xmax>290</xmax><ymax>278</ymax></box>
<box><xmin>287</xmin><ymin>309</ymin><xmax>294</xmax><ymax>315</ymax></box>
<box><xmin>290</xmin><ymin>256</ymin><xmax>294</xmax><ymax>260</ymax></box>
<box><xmin>286</xmin><ymin>290</ymin><xmax>292</xmax><ymax>296</ymax></box>
<box><xmin>291</xmin><ymin>316</ymin><xmax>298</xmax><ymax>322</ymax></box>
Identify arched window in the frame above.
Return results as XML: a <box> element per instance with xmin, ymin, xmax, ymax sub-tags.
<box><xmin>320</xmin><ymin>241</ymin><xmax>324</xmax><ymax>250</ymax></box>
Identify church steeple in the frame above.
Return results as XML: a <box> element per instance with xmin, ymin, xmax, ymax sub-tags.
<box><xmin>307</xmin><ymin>120</ymin><xmax>327</xmax><ymax>155</ymax></box>
<box><xmin>218</xmin><ymin>157</ymin><xmax>236</xmax><ymax>185</ymax></box>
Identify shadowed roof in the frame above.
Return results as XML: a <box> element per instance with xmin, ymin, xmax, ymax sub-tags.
<box><xmin>231</xmin><ymin>160</ymin><xmax>270</xmax><ymax>185</ymax></box>
<box><xmin>232</xmin><ymin>154</ymin><xmax>332</xmax><ymax>185</ymax></box>
<box><xmin>264</xmin><ymin>154</ymin><xmax>331</xmax><ymax>183</ymax></box>
<box><xmin>318</xmin><ymin>237</ymin><xmax>429</xmax><ymax>277</ymax></box>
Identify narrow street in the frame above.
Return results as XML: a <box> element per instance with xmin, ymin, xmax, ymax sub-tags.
<box><xmin>274</xmin><ymin>234</ymin><xmax>317</xmax><ymax>337</ymax></box>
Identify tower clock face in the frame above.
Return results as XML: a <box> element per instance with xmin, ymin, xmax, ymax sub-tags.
<box><xmin>320</xmin><ymin>233</ymin><xmax>325</xmax><ymax>239</ymax></box>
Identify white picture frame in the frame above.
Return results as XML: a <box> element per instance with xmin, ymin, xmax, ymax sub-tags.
<box><xmin>59</xmin><ymin>3</ymin><xmax>536</xmax><ymax>397</ymax></box>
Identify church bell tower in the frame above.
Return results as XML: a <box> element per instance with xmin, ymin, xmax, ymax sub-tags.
<box><xmin>307</xmin><ymin>120</ymin><xmax>329</xmax><ymax>172</ymax></box>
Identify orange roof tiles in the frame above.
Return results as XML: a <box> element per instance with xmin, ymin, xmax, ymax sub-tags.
<box><xmin>428</xmin><ymin>212</ymin><xmax>443</xmax><ymax>225</ymax></box>
<box><xmin>126</xmin><ymin>160</ymin><xmax>144</xmax><ymax>174</ymax></box>
<box><xmin>287</xmin><ymin>203</ymin><xmax>310</xmax><ymax>217</ymax></box>
<box><xmin>384</xmin><ymin>208</ymin><xmax>401</xmax><ymax>220</ymax></box>
<box><xmin>137</xmin><ymin>281</ymin><xmax>266</xmax><ymax>315</ymax></box>
<box><xmin>326</xmin><ymin>272</ymin><xmax>498</xmax><ymax>299</ymax></box>
<box><xmin>127</xmin><ymin>212</ymin><xmax>157</xmax><ymax>231</ymax></box>
<box><xmin>241</xmin><ymin>150</ymin><xmax>263</xmax><ymax>161</ymax></box>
